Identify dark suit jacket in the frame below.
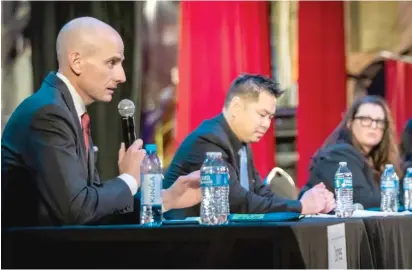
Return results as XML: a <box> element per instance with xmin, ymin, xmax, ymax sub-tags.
<box><xmin>299</xmin><ymin>143</ymin><xmax>381</xmax><ymax>209</ymax></box>
<box><xmin>400</xmin><ymin>118</ymin><xmax>412</xmax><ymax>172</ymax></box>
<box><xmin>163</xmin><ymin>113</ymin><xmax>302</xmax><ymax>219</ymax></box>
<box><xmin>1</xmin><ymin>72</ymin><xmax>136</xmax><ymax>227</ymax></box>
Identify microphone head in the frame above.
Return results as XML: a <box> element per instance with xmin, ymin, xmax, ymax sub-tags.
<box><xmin>353</xmin><ymin>203</ymin><xmax>364</xmax><ymax>211</ymax></box>
<box><xmin>118</xmin><ymin>99</ymin><xmax>135</xmax><ymax>117</ymax></box>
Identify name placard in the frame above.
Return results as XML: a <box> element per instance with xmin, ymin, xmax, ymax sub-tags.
<box><xmin>327</xmin><ymin>223</ymin><xmax>347</xmax><ymax>269</ymax></box>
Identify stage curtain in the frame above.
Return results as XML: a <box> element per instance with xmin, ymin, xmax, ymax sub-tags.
<box><xmin>176</xmin><ymin>1</ymin><xmax>274</xmax><ymax>177</ymax></box>
<box><xmin>385</xmin><ymin>60</ymin><xmax>412</xmax><ymax>139</ymax></box>
<box><xmin>297</xmin><ymin>2</ymin><xmax>347</xmax><ymax>188</ymax></box>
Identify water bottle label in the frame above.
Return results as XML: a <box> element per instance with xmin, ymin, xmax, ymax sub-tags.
<box><xmin>342</xmin><ymin>177</ymin><xmax>353</xmax><ymax>188</ymax></box>
<box><xmin>201</xmin><ymin>173</ymin><xmax>229</xmax><ymax>187</ymax></box>
<box><xmin>381</xmin><ymin>180</ymin><xmax>395</xmax><ymax>190</ymax></box>
<box><xmin>404</xmin><ymin>180</ymin><xmax>412</xmax><ymax>190</ymax></box>
<box><xmin>334</xmin><ymin>176</ymin><xmax>343</xmax><ymax>188</ymax></box>
<box><xmin>142</xmin><ymin>174</ymin><xmax>162</xmax><ymax>205</ymax></box>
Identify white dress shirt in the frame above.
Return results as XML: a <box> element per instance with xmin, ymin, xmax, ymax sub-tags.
<box><xmin>239</xmin><ymin>146</ymin><xmax>250</xmax><ymax>191</ymax></box>
<box><xmin>56</xmin><ymin>72</ymin><xmax>138</xmax><ymax>196</ymax></box>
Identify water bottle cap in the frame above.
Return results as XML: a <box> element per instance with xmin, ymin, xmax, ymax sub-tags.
<box><xmin>339</xmin><ymin>161</ymin><xmax>347</xmax><ymax>166</ymax></box>
<box><xmin>385</xmin><ymin>164</ymin><xmax>394</xmax><ymax>168</ymax></box>
<box><xmin>145</xmin><ymin>144</ymin><xmax>157</xmax><ymax>152</ymax></box>
<box><xmin>407</xmin><ymin>168</ymin><xmax>412</xmax><ymax>172</ymax></box>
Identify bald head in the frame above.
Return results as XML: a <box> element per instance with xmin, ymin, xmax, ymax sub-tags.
<box><xmin>55</xmin><ymin>17</ymin><xmax>126</xmax><ymax>105</ymax></box>
<box><xmin>56</xmin><ymin>17</ymin><xmax>120</xmax><ymax>67</ymax></box>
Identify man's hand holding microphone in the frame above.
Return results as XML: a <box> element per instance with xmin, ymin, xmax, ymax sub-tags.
<box><xmin>118</xmin><ymin>139</ymin><xmax>146</xmax><ymax>187</ymax></box>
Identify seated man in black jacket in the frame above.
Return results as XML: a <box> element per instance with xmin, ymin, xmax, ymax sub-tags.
<box><xmin>164</xmin><ymin>74</ymin><xmax>335</xmax><ymax>219</ymax></box>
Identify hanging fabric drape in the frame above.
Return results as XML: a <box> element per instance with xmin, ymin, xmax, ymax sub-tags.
<box><xmin>297</xmin><ymin>1</ymin><xmax>347</xmax><ymax>188</ymax></box>
<box><xmin>385</xmin><ymin>59</ymin><xmax>412</xmax><ymax>139</ymax></box>
<box><xmin>176</xmin><ymin>1</ymin><xmax>274</xmax><ymax>177</ymax></box>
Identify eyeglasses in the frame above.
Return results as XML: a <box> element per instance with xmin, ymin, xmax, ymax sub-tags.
<box><xmin>353</xmin><ymin>116</ymin><xmax>387</xmax><ymax>129</ymax></box>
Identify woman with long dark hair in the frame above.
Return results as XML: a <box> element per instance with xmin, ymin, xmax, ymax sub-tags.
<box><xmin>299</xmin><ymin>95</ymin><xmax>401</xmax><ymax>209</ymax></box>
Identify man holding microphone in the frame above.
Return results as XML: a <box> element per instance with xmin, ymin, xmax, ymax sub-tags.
<box><xmin>1</xmin><ymin>17</ymin><xmax>201</xmax><ymax>227</ymax></box>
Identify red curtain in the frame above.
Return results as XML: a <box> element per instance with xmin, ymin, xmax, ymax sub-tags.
<box><xmin>297</xmin><ymin>2</ymin><xmax>347</xmax><ymax>188</ymax></box>
<box><xmin>385</xmin><ymin>60</ymin><xmax>412</xmax><ymax>139</ymax></box>
<box><xmin>176</xmin><ymin>1</ymin><xmax>274</xmax><ymax>177</ymax></box>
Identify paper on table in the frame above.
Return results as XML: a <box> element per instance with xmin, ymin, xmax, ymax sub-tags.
<box><xmin>305</xmin><ymin>210</ymin><xmax>412</xmax><ymax>218</ymax></box>
<box><xmin>351</xmin><ymin>210</ymin><xmax>412</xmax><ymax>218</ymax></box>
<box><xmin>305</xmin><ymin>213</ymin><xmax>338</xmax><ymax>218</ymax></box>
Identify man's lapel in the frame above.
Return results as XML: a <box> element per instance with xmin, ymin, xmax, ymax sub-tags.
<box><xmin>43</xmin><ymin>72</ymin><xmax>89</xmax><ymax>175</ymax></box>
<box><xmin>88</xmin><ymin>139</ymin><xmax>95</xmax><ymax>186</ymax></box>
<box><xmin>88</xmin><ymin>136</ymin><xmax>101</xmax><ymax>186</ymax></box>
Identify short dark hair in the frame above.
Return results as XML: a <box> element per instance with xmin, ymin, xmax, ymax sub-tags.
<box><xmin>224</xmin><ymin>73</ymin><xmax>283</xmax><ymax>108</ymax></box>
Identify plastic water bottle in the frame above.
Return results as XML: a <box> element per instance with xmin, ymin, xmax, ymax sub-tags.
<box><xmin>403</xmin><ymin>168</ymin><xmax>412</xmax><ymax>211</ymax></box>
<box><xmin>200</xmin><ymin>152</ymin><xmax>230</xmax><ymax>225</ymax></box>
<box><xmin>380</xmin><ymin>164</ymin><xmax>399</xmax><ymax>212</ymax></box>
<box><xmin>140</xmin><ymin>144</ymin><xmax>163</xmax><ymax>225</ymax></box>
<box><xmin>334</xmin><ymin>162</ymin><xmax>353</xmax><ymax>217</ymax></box>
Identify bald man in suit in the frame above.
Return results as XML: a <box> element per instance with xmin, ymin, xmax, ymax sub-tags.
<box><xmin>1</xmin><ymin>17</ymin><xmax>201</xmax><ymax>228</ymax></box>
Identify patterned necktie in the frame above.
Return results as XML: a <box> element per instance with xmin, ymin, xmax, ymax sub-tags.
<box><xmin>239</xmin><ymin>146</ymin><xmax>250</xmax><ymax>191</ymax></box>
<box><xmin>81</xmin><ymin>113</ymin><xmax>90</xmax><ymax>153</ymax></box>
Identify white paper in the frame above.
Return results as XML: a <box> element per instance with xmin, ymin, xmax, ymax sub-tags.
<box><xmin>305</xmin><ymin>213</ymin><xmax>338</xmax><ymax>218</ymax></box>
<box><xmin>306</xmin><ymin>210</ymin><xmax>412</xmax><ymax>218</ymax></box>
<box><xmin>351</xmin><ymin>210</ymin><xmax>412</xmax><ymax>218</ymax></box>
<box><xmin>327</xmin><ymin>223</ymin><xmax>347</xmax><ymax>269</ymax></box>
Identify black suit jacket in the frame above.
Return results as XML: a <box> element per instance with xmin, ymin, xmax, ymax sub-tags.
<box><xmin>163</xmin><ymin>113</ymin><xmax>302</xmax><ymax>219</ymax></box>
<box><xmin>400</xmin><ymin>118</ymin><xmax>412</xmax><ymax>173</ymax></box>
<box><xmin>1</xmin><ymin>72</ymin><xmax>136</xmax><ymax>227</ymax></box>
<box><xmin>299</xmin><ymin>143</ymin><xmax>381</xmax><ymax>209</ymax></box>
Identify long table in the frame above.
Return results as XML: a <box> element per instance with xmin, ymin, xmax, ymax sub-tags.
<box><xmin>2</xmin><ymin>218</ymin><xmax>370</xmax><ymax>268</ymax></box>
<box><xmin>2</xmin><ymin>216</ymin><xmax>411</xmax><ymax>269</ymax></box>
<box><xmin>362</xmin><ymin>216</ymin><xmax>412</xmax><ymax>268</ymax></box>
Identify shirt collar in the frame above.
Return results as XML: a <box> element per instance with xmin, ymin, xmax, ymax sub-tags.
<box><xmin>216</xmin><ymin>113</ymin><xmax>246</xmax><ymax>155</ymax></box>
<box><xmin>56</xmin><ymin>72</ymin><xmax>86</xmax><ymax>124</ymax></box>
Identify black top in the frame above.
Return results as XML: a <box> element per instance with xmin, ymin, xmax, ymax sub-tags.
<box><xmin>163</xmin><ymin>113</ymin><xmax>302</xmax><ymax>219</ymax></box>
<box><xmin>299</xmin><ymin>142</ymin><xmax>381</xmax><ymax>209</ymax></box>
<box><xmin>401</xmin><ymin>118</ymin><xmax>412</xmax><ymax>172</ymax></box>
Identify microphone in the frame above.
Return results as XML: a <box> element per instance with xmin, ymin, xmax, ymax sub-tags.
<box><xmin>353</xmin><ymin>203</ymin><xmax>364</xmax><ymax>211</ymax></box>
<box><xmin>118</xmin><ymin>99</ymin><xmax>136</xmax><ymax>149</ymax></box>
